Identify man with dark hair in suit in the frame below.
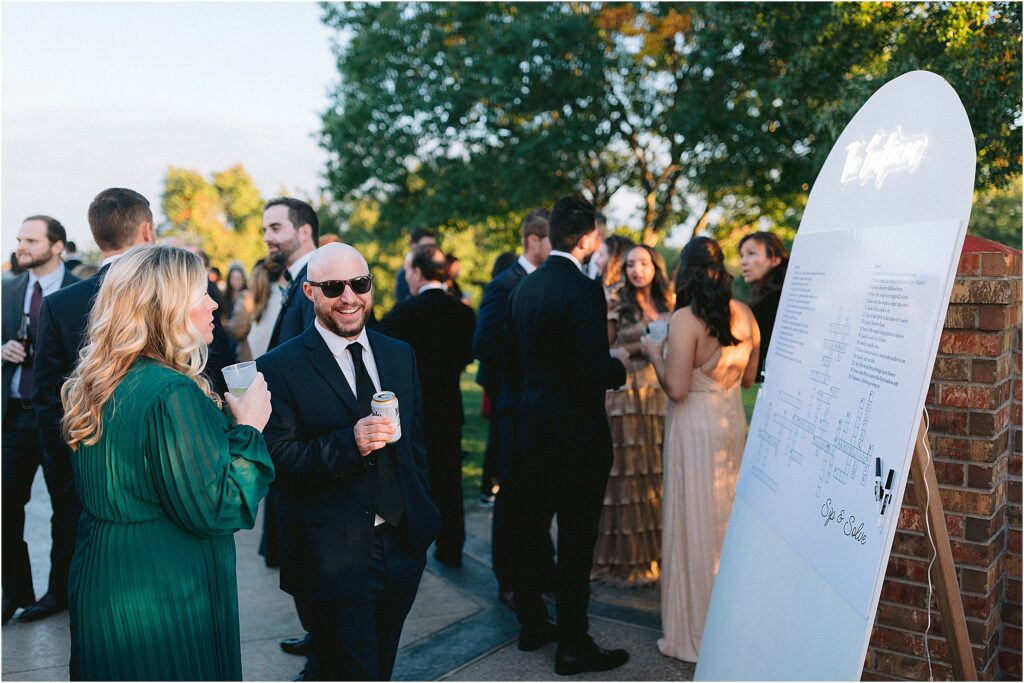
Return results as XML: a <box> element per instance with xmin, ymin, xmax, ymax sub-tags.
<box><xmin>506</xmin><ymin>195</ymin><xmax>631</xmax><ymax>675</ymax></box>
<box><xmin>259</xmin><ymin>243</ymin><xmax>440</xmax><ymax>681</ymax></box>
<box><xmin>2</xmin><ymin>216</ymin><xmax>79</xmax><ymax>624</ymax></box>
<box><xmin>29</xmin><ymin>188</ymin><xmax>159</xmax><ymax>623</ymax></box>
<box><xmin>393</xmin><ymin>228</ymin><xmax>437</xmax><ymax>304</ymax></box>
<box><xmin>377</xmin><ymin>243</ymin><xmax>475</xmax><ymax>568</ymax></box>
<box><xmin>62</xmin><ymin>241</ymin><xmax>83</xmax><ymax>272</ymax></box>
<box><xmin>265</xmin><ymin>196</ymin><xmax>318</xmax><ymax>351</ymax></box>
<box><xmin>260</xmin><ymin>196</ymin><xmax>320</xmax><ymax>668</ymax></box>
<box><xmin>473</xmin><ymin>208</ymin><xmax>553</xmax><ymax>607</ymax></box>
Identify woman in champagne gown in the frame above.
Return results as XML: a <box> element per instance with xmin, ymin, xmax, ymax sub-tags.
<box><xmin>594</xmin><ymin>245</ymin><xmax>673</xmax><ymax>586</ymax></box>
<box><xmin>642</xmin><ymin>237</ymin><xmax>760</xmax><ymax>663</ymax></box>
<box><xmin>61</xmin><ymin>246</ymin><xmax>274</xmax><ymax>681</ymax></box>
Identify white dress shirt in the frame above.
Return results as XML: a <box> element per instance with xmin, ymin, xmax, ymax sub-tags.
<box><xmin>416</xmin><ymin>282</ymin><xmax>446</xmax><ymax>295</ymax></box>
<box><xmin>11</xmin><ymin>264</ymin><xmax>65</xmax><ymax>398</ymax></box>
<box><xmin>288</xmin><ymin>251</ymin><xmax>313</xmax><ymax>283</ymax></box>
<box><xmin>313</xmin><ymin>320</ymin><xmax>388</xmax><ymax>526</ymax></box>
<box><xmin>516</xmin><ymin>254</ymin><xmax>538</xmax><ymax>275</ymax></box>
<box><xmin>548</xmin><ymin>250</ymin><xmax>584</xmax><ymax>272</ymax></box>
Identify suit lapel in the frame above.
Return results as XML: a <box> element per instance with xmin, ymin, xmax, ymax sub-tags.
<box><xmin>367</xmin><ymin>330</ymin><xmax>396</xmax><ymax>395</ymax></box>
<box><xmin>301</xmin><ymin>327</ymin><xmax>362</xmax><ymax>418</ymax></box>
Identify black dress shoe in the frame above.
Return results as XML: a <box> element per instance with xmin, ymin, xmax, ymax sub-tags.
<box><xmin>17</xmin><ymin>593</ymin><xmax>66</xmax><ymax>623</ymax></box>
<box><xmin>280</xmin><ymin>633</ymin><xmax>314</xmax><ymax>656</ymax></box>
<box><xmin>518</xmin><ymin>620</ymin><xmax>558</xmax><ymax>651</ymax></box>
<box><xmin>2</xmin><ymin>597</ymin><xmax>31</xmax><ymax>625</ymax></box>
<box><xmin>555</xmin><ymin>638</ymin><xmax>629</xmax><ymax>676</ymax></box>
<box><xmin>434</xmin><ymin>551</ymin><xmax>462</xmax><ymax>568</ymax></box>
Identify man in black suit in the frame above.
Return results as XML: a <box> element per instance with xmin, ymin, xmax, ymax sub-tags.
<box><xmin>29</xmin><ymin>189</ymin><xmax>158</xmax><ymax>622</ymax></box>
<box><xmin>259</xmin><ymin>197</ymin><xmax>320</xmax><ymax>666</ymax></box>
<box><xmin>265</xmin><ymin>197</ymin><xmax>318</xmax><ymax>351</ymax></box>
<box><xmin>377</xmin><ymin>244</ymin><xmax>475</xmax><ymax>568</ymax></box>
<box><xmin>259</xmin><ymin>243</ymin><xmax>441</xmax><ymax>681</ymax></box>
<box><xmin>506</xmin><ymin>195</ymin><xmax>631</xmax><ymax>675</ymax></box>
<box><xmin>393</xmin><ymin>228</ymin><xmax>436</xmax><ymax>305</ymax></box>
<box><xmin>472</xmin><ymin>208</ymin><xmax>553</xmax><ymax>604</ymax></box>
<box><xmin>2</xmin><ymin>216</ymin><xmax>79</xmax><ymax>624</ymax></box>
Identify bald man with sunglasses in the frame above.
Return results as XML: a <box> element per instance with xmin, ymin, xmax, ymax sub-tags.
<box><xmin>257</xmin><ymin>243</ymin><xmax>440</xmax><ymax>681</ymax></box>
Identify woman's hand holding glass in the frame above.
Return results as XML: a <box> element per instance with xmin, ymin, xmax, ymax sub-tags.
<box><xmin>224</xmin><ymin>372</ymin><xmax>272</xmax><ymax>432</ymax></box>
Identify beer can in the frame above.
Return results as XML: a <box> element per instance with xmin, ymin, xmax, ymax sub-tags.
<box><xmin>371</xmin><ymin>391</ymin><xmax>402</xmax><ymax>443</ymax></box>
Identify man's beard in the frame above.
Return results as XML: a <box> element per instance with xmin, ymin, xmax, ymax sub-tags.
<box><xmin>316</xmin><ymin>301</ymin><xmax>371</xmax><ymax>339</ymax></box>
<box><xmin>18</xmin><ymin>253</ymin><xmax>53</xmax><ymax>270</ymax></box>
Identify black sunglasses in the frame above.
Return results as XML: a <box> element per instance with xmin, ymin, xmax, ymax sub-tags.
<box><xmin>307</xmin><ymin>275</ymin><xmax>374</xmax><ymax>297</ymax></box>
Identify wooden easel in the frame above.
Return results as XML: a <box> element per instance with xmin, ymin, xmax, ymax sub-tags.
<box><xmin>909</xmin><ymin>415</ymin><xmax>977</xmax><ymax>680</ymax></box>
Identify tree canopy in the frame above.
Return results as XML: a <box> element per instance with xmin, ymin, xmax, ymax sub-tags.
<box><xmin>160</xmin><ymin>164</ymin><xmax>266</xmax><ymax>271</ymax></box>
<box><xmin>319</xmin><ymin>1</ymin><xmax>1021</xmax><ymax>246</ymax></box>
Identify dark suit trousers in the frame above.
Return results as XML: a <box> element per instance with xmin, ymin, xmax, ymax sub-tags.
<box><xmin>297</xmin><ymin>524</ymin><xmax>425</xmax><ymax>681</ymax></box>
<box><xmin>490</xmin><ymin>409</ymin><xmax>556</xmax><ymax>592</ymax></box>
<box><xmin>2</xmin><ymin>403</ymin><xmax>79</xmax><ymax>604</ymax></box>
<box><xmin>503</xmin><ymin>449</ymin><xmax>611</xmax><ymax>648</ymax></box>
<box><xmin>425</xmin><ymin>423</ymin><xmax>465</xmax><ymax>564</ymax></box>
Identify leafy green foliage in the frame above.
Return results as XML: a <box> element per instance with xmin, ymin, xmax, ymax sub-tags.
<box><xmin>319</xmin><ymin>1</ymin><xmax>1021</xmax><ymax>247</ymax></box>
<box><xmin>161</xmin><ymin>164</ymin><xmax>268</xmax><ymax>271</ymax></box>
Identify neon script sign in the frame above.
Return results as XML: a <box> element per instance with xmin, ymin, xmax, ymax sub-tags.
<box><xmin>841</xmin><ymin>127</ymin><xmax>929</xmax><ymax>189</ymax></box>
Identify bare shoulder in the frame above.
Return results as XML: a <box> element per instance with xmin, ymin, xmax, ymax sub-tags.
<box><xmin>730</xmin><ymin>299</ymin><xmax>755</xmax><ymax>321</ymax></box>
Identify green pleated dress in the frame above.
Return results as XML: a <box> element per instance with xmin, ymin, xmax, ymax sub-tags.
<box><xmin>68</xmin><ymin>358</ymin><xmax>274</xmax><ymax>681</ymax></box>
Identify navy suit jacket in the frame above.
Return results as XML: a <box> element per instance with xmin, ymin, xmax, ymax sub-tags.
<box><xmin>268</xmin><ymin>263</ymin><xmax>315</xmax><ymax>350</ymax></box>
<box><xmin>472</xmin><ymin>261</ymin><xmax>528</xmax><ymax>411</ymax></box>
<box><xmin>507</xmin><ymin>255</ymin><xmax>626</xmax><ymax>465</ymax></box>
<box><xmin>258</xmin><ymin>326</ymin><xmax>441</xmax><ymax>600</ymax></box>
<box><xmin>2</xmin><ymin>269</ymin><xmax>79</xmax><ymax>419</ymax></box>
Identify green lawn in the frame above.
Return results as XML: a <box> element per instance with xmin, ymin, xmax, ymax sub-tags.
<box><xmin>460</xmin><ymin>362</ymin><xmax>762</xmax><ymax>504</ymax></box>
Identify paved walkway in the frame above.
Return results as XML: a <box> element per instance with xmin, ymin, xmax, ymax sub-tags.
<box><xmin>2</xmin><ymin>473</ymin><xmax>694</xmax><ymax>681</ymax></box>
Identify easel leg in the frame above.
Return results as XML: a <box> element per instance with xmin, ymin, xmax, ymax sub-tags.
<box><xmin>910</xmin><ymin>415</ymin><xmax>977</xmax><ymax>680</ymax></box>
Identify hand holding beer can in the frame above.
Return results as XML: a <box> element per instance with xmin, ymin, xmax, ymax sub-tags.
<box><xmin>371</xmin><ymin>391</ymin><xmax>402</xmax><ymax>443</ymax></box>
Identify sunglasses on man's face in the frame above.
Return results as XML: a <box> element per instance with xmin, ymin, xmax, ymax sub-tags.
<box><xmin>307</xmin><ymin>275</ymin><xmax>374</xmax><ymax>298</ymax></box>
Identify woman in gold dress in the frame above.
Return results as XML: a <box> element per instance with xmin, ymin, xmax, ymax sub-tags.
<box><xmin>593</xmin><ymin>244</ymin><xmax>674</xmax><ymax>586</ymax></box>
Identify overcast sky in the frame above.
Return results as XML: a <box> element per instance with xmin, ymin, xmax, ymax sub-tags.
<box><xmin>2</xmin><ymin>1</ymin><xmax>337</xmax><ymax>253</ymax></box>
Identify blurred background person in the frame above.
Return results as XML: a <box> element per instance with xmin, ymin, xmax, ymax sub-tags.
<box><xmin>378</xmin><ymin>244</ymin><xmax>475</xmax><ymax>568</ymax></box>
<box><xmin>477</xmin><ymin>249</ymin><xmax>517</xmax><ymax>508</ymax></box>
<box><xmin>594</xmin><ymin>244</ymin><xmax>673</xmax><ymax>587</ymax></box>
<box><xmin>445</xmin><ymin>253</ymin><xmax>472</xmax><ymax>306</ymax></box>
<box><xmin>222</xmin><ymin>263</ymin><xmax>248</xmax><ymax>325</ymax></box>
<box><xmin>60</xmin><ymin>245</ymin><xmax>273</xmax><ymax>680</ymax></box>
<box><xmin>6</xmin><ymin>253</ymin><xmax>25</xmax><ymax>280</ymax></box>
<box><xmin>62</xmin><ymin>241</ymin><xmax>83</xmax><ymax>272</ymax></box>
<box><xmin>248</xmin><ymin>260</ymin><xmax>287</xmax><ymax>360</ymax></box>
<box><xmin>641</xmin><ymin>236</ymin><xmax>759</xmax><ymax>664</ymax></box>
<box><xmin>394</xmin><ymin>228</ymin><xmax>437</xmax><ymax>304</ymax></box>
<box><xmin>2</xmin><ymin>215</ymin><xmax>79</xmax><ymax>624</ymax></box>
<box><xmin>738</xmin><ymin>231</ymin><xmax>789</xmax><ymax>383</ymax></box>
<box><xmin>473</xmin><ymin>212</ymin><xmax>554</xmax><ymax>608</ymax></box>
<box><xmin>593</xmin><ymin>235</ymin><xmax>634</xmax><ymax>308</ymax></box>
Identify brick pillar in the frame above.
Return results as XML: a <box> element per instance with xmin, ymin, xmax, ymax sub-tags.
<box><xmin>863</xmin><ymin>236</ymin><xmax>1022</xmax><ymax>681</ymax></box>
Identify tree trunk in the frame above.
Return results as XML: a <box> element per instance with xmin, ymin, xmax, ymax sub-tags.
<box><xmin>691</xmin><ymin>205</ymin><xmax>714</xmax><ymax>238</ymax></box>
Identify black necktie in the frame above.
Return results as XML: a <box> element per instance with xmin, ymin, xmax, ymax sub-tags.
<box><xmin>283</xmin><ymin>269</ymin><xmax>293</xmax><ymax>283</ymax></box>
<box><xmin>349</xmin><ymin>342</ymin><xmax>404</xmax><ymax>527</ymax></box>
<box><xmin>18</xmin><ymin>281</ymin><xmax>43</xmax><ymax>399</ymax></box>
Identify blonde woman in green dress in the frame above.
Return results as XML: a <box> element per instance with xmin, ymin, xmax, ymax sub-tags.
<box><xmin>60</xmin><ymin>245</ymin><xmax>274</xmax><ymax>681</ymax></box>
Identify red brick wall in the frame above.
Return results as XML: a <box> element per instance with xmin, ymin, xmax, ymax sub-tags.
<box><xmin>863</xmin><ymin>237</ymin><xmax>1022</xmax><ymax>681</ymax></box>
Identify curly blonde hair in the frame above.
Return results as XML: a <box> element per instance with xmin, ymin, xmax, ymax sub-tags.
<box><xmin>61</xmin><ymin>245</ymin><xmax>219</xmax><ymax>450</ymax></box>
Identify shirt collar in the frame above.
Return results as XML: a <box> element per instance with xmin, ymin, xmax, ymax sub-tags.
<box><xmin>516</xmin><ymin>254</ymin><xmax>537</xmax><ymax>275</ymax></box>
<box><xmin>29</xmin><ymin>263</ymin><xmax>65</xmax><ymax>291</ymax></box>
<box><xmin>548</xmin><ymin>250</ymin><xmax>583</xmax><ymax>272</ymax></box>
<box><xmin>100</xmin><ymin>252</ymin><xmax>128</xmax><ymax>268</ymax></box>
<box><xmin>288</xmin><ymin>250</ymin><xmax>313</xmax><ymax>282</ymax></box>
<box><xmin>417</xmin><ymin>282</ymin><xmax>446</xmax><ymax>294</ymax></box>
<box><xmin>314</xmin><ymin>319</ymin><xmax>371</xmax><ymax>358</ymax></box>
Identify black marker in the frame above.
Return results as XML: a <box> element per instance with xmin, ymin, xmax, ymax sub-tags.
<box><xmin>874</xmin><ymin>458</ymin><xmax>882</xmax><ymax>502</ymax></box>
<box><xmin>877</xmin><ymin>469</ymin><xmax>896</xmax><ymax>525</ymax></box>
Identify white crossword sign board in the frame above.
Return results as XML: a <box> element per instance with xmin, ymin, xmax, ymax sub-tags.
<box><xmin>697</xmin><ymin>72</ymin><xmax>975</xmax><ymax>680</ymax></box>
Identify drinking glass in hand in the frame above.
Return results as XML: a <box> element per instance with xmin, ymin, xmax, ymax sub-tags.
<box><xmin>221</xmin><ymin>361</ymin><xmax>257</xmax><ymax>397</ymax></box>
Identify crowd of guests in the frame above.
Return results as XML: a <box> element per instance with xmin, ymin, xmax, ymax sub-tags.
<box><xmin>1</xmin><ymin>186</ymin><xmax>789</xmax><ymax>681</ymax></box>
